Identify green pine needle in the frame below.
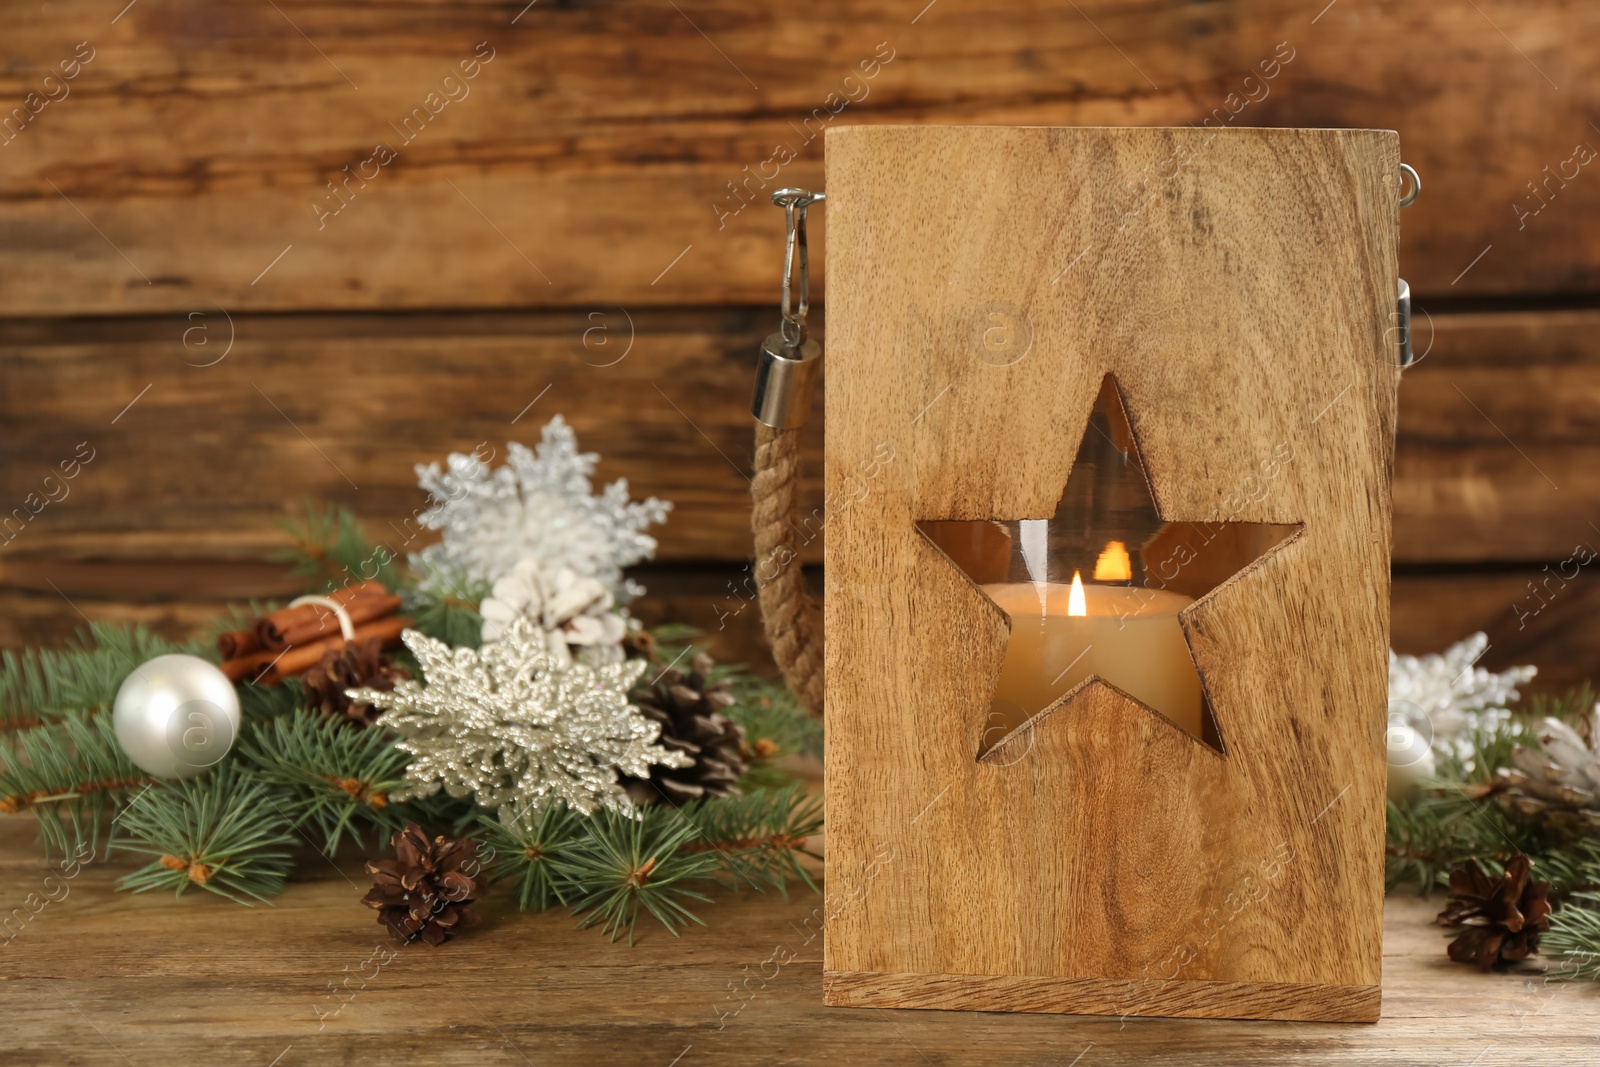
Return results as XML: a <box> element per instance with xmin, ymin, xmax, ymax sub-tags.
<box><xmin>484</xmin><ymin>786</ymin><xmax>822</xmax><ymax>944</ymax></box>
<box><xmin>1524</xmin><ymin>682</ymin><xmax>1598</xmax><ymax>728</ymax></box>
<box><xmin>274</xmin><ymin>501</ymin><xmax>402</xmax><ymax>594</ymax></box>
<box><xmin>237</xmin><ymin>679</ymin><xmax>305</xmax><ymax>721</ymax></box>
<box><xmin>406</xmin><ymin>590</ymin><xmax>486</xmax><ymax>649</ymax></box>
<box><xmin>115</xmin><ymin>765</ymin><xmax>297</xmax><ymax>905</ymax></box>
<box><xmin>727</xmin><ymin>675</ymin><xmax>822</xmax><ymax>791</ymax></box>
<box><xmin>645</xmin><ymin>623</ymin><xmax>704</xmax><ymax>654</ymax></box>
<box><xmin>1428</xmin><ymin>714</ymin><xmax>1535</xmax><ymax>785</ymax></box>
<box><xmin>480</xmin><ymin>803</ymin><xmax>586</xmax><ymax>912</ymax></box>
<box><xmin>236</xmin><ymin>711</ymin><xmax>416</xmax><ymax>854</ymax></box>
<box><xmin>679</xmin><ymin>783</ymin><xmax>822</xmax><ymax>894</ymax></box>
<box><xmin>1546</xmin><ymin>893</ymin><xmax>1600</xmax><ymax>981</ymax></box>
<box><xmin>1387</xmin><ymin>683</ymin><xmax>1600</xmax><ymax>902</ymax></box>
<box><xmin>552</xmin><ymin>805</ymin><xmax>719</xmax><ymax>945</ymax></box>
<box><xmin>0</xmin><ymin>623</ymin><xmax>203</xmax><ymax>730</ymax></box>
<box><xmin>0</xmin><ymin>711</ymin><xmax>153</xmax><ymax>857</ymax></box>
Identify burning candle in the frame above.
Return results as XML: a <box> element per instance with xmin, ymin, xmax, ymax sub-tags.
<box><xmin>982</xmin><ymin>568</ymin><xmax>1203</xmax><ymax>741</ymax></box>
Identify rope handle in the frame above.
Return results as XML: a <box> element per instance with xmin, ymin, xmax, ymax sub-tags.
<box><xmin>751</xmin><ymin>189</ymin><xmax>827</xmax><ymax>719</ymax></box>
<box><xmin>752</xmin><ymin>424</ymin><xmax>825</xmax><ymax>718</ymax></box>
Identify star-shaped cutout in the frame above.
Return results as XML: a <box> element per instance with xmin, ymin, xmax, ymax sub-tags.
<box><xmin>918</xmin><ymin>375</ymin><xmax>1301</xmax><ymax>761</ymax></box>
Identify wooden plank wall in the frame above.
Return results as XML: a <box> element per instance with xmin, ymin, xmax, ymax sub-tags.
<box><xmin>2</xmin><ymin>1</ymin><xmax>1598</xmax><ymax>690</ymax></box>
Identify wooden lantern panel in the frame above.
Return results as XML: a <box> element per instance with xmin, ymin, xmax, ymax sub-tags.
<box><xmin>822</xmin><ymin>125</ymin><xmax>1398</xmax><ymax>1022</ymax></box>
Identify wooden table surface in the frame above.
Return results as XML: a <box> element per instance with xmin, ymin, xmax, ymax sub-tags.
<box><xmin>1</xmin><ymin>816</ymin><xmax>1593</xmax><ymax>1066</ymax></box>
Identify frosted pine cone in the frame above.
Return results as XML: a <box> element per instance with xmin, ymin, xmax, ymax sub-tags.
<box><xmin>479</xmin><ymin>558</ymin><xmax>626</xmax><ymax>666</ymax></box>
<box><xmin>1495</xmin><ymin>710</ymin><xmax>1600</xmax><ymax>835</ymax></box>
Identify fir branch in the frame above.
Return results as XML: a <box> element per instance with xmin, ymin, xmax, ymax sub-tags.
<box><xmin>1525</xmin><ymin>682</ymin><xmax>1598</xmax><ymax>735</ymax></box>
<box><xmin>551</xmin><ymin>804</ymin><xmax>718</xmax><ymax>944</ymax></box>
<box><xmin>726</xmin><ymin>672</ymin><xmax>823</xmax><ymax>765</ymax></box>
<box><xmin>1384</xmin><ymin>791</ymin><xmax>1538</xmax><ymax>894</ymax></box>
<box><xmin>1545</xmin><ymin>894</ymin><xmax>1600</xmax><ymax>981</ymax></box>
<box><xmin>275</xmin><ymin>501</ymin><xmax>402</xmax><ymax>594</ymax></box>
<box><xmin>0</xmin><ymin>624</ymin><xmax>202</xmax><ymax>730</ymax></box>
<box><xmin>1532</xmin><ymin>838</ymin><xmax>1600</xmax><ymax>902</ymax></box>
<box><xmin>238</xmin><ymin>679</ymin><xmax>305</xmax><ymax>721</ymax></box>
<box><xmin>236</xmin><ymin>711</ymin><xmax>416</xmax><ymax>853</ymax></box>
<box><xmin>116</xmin><ymin>765</ymin><xmax>296</xmax><ymax>905</ymax></box>
<box><xmin>0</xmin><ymin>711</ymin><xmax>152</xmax><ymax>857</ymax></box>
<box><xmin>404</xmin><ymin>589</ymin><xmax>486</xmax><ymax>650</ymax></box>
<box><xmin>1430</xmin><ymin>715</ymin><xmax>1536</xmax><ymax>785</ymax></box>
<box><xmin>484</xmin><ymin>786</ymin><xmax>822</xmax><ymax>945</ymax></box>
<box><xmin>1387</xmin><ymin>681</ymin><xmax>1600</xmax><ymax>902</ymax></box>
<box><xmin>678</xmin><ymin>784</ymin><xmax>822</xmax><ymax>894</ymax></box>
<box><xmin>646</xmin><ymin>624</ymin><xmax>705</xmax><ymax>659</ymax></box>
<box><xmin>480</xmin><ymin>803</ymin><xmax>586</xmax><ymax>912</ymax></box>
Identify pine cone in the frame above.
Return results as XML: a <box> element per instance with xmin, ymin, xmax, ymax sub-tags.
<box><xmin>303</xmin><ymin>637</ymin><xmax>409</xmax><ymax>727</ymax></box>
<box><xmin>362</xmin><ymin>823</ymin><xmax>487</xmax><ymax>947</ymax></box>
<box><xmin>1436</xmin><ymin>854</ymin><xmax>1552</xmax><ymax>970</ymax></box>
<box><xmin>621</xmin><ymin>652</ymin><xmax>747</xmax><ymax>805</ymax></box>
<box><xmin>1493</xmin><ymin>714</ymin><xmax>1600</xmax><ymax>836</ymax></box>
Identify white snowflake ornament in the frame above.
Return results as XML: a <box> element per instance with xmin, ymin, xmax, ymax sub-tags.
<box><xmin>1389</xmin><ymin>633</ymin><xmax>1537</xmax><ymax>757</ymax></box>
<box><xmin>480</xmin><ymin>557</ymin><xmax>627</xmax><ymax>666</ymax></box>
<box><xmin>410</xmin><ymin>416</ymin><xmax>670</xmax><ymax>602</ymax></box>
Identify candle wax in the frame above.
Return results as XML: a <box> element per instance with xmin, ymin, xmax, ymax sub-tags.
<box><xmin>982</xmin><ymin>582</ymin><xmax>1204</xmax><ymax>741</ymax></box>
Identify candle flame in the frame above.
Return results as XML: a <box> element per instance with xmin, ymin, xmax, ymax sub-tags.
<box><xmin>1093</xmin><ymin>540</ymin><xmax>1132</xmax><ymax>582</ymax></box>
<box><xmin>1068</xmin><ymin>570</ymin><xmax>1086</xmax><ymax>616</ymax></box>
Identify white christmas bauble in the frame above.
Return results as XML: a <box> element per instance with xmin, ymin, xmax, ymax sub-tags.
<box><xmin>1385</xmin><ymin>721</ymin><xmax>1435</xmax><ymax>802</ymax></box>
<box><xmin>112</xmin><ymin>654</ymin><xmax>240</xmax><ymax>778</ymax></box>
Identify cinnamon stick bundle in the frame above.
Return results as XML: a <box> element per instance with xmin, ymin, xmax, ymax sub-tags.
<box><xmin>217</xmin><ymin>629</ymin><xmax>262</xmax><ymax>660</ymax></box>
<box><xmin>253</xmin><ymin>580</ymin><xmax>390</xmax><ymax>650</ymax></box>
<box><xmin>278</xmin><ymin>592</ymin><xmax>402</xmax><ymax>647</ymax></box>
<box><xmin>256</xmin><ymin>616</ymin><xmax>412</xmax><ymax>687</ymax></box>
<box><xmin>220</xmin><ymin>647</ymin><xmax>283</xmax><ymax>684</ymax></box>
<box><xmin>220</xmin><ymin>615</ymin><xmax>412</xmax><ymax>685</ymax></box>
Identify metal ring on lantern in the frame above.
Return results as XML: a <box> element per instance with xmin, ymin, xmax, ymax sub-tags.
<box><xmin>1398</xmin><ymin>163</ymin><xmax>1421</xmax><ymax>209</ymax></box>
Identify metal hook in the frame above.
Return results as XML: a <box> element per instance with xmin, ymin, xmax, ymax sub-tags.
<box><xmin>1398</xmin><ymin>163</ymin><xmax>1421</xmax><ymax>209</ymax></box>
<box><xmin>772</xmin><ymin>188</ymin><xmax>824</xmax><ymax>346</ymax></box>
<box><xmin>753</xmin><ymin>188</ymin><xmax>825</xmax><ymax>429</ymax></box>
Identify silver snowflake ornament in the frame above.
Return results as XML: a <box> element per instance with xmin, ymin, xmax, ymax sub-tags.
<box><xmin>410</xmin><ymin>415</ymin><xmax>671</xmax><ymax>602</ymax></box>
<box><xmin>1389</xmin><ymin>633</ymin><xmax>1537</xmax><ymax>757</ymax></box>
<box><xmin>348</xmin><ymin>620</ymin><xmax>691</xmax><ymax>818</ymax></box>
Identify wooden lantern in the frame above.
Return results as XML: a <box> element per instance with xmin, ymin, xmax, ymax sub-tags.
<box><xmin>822</xmin><ymin>126</ymin><xmax>1399</xmax><ymax>1023</ymax></box>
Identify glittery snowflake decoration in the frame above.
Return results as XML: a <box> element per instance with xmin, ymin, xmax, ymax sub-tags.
<box><xmin>348</xmin><ymin>620</ymin><xmax>691</xmax><ymax>819</ymax></box>
<box><xmin>410</xmin><ymin>416</ymin><xmax>670</xmax><ymax>602</ymax></box>
<box><xmin>1390</xmin><ymin>633</ymin><xmax>1537</xmax><ymax>756</ymax></box>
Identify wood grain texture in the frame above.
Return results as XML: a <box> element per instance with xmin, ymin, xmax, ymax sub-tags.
<box><xmin>1</xmin><ymin>1</ymin><xmax>1597</xmax><ymax>314</ymax></box>
<box><xmin>0</xmin><ymin>309</ymin><xmax>823</xmax><ymax>565</ymax></box>
<box><xmin>823</xmin><ymin>126</ymin><xmax>1396</xmax><ymax>1017</ymax></box>
<box><xmin>2</xmin><ymin>818</ymin><xmax>1594</xmax><ymax>1065</ymax></box>
<box><xmin>1394</xmin><ymin>309</ymin><xmax>1600</xmax><ymax>564</ymax></box>
<box><xmin>2</xmin><ymin>307</ymin><xmax>1592</xmax><ymax>572</ymax></box>
<box><xmin>823</xmin><ymin>969</ymin><xmax>1380</xmax><ymax>1022</ymax></box>
<box><xmin>1390</xmin><ymin>568</ymin><xmax>1600</xmax><ymax>693</ymax></box>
